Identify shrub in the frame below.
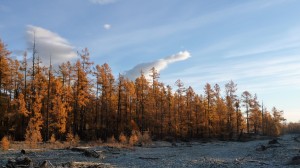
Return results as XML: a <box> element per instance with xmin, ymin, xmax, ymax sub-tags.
<box><xmin>119</xmin><ymin>132</ymin><xmax>127</xmax><ymax>144</ymax></box>
<box><xmin>66</xmin><ymin>132</ymin><xmax>74</xmax><ymax>142</ymax></box>
<box><xmin>25</xmin><ymin>130</ymin><xmax>42</xmax><ymax>148</ymax></box>
<box><xmin>142</xmin><ymin>131</ymin><xmax>152</xmax><ymax>145</ymax></box>
<box><xmin>50</xmin><ymin>134</ymin><xmax>56</xmax><ymax>143</ymax></box>
<box><xmin>129</xmin><ymin>131</ymin><xmax>139</xmax><ymax>146</ymax></box>
<box><xmin>107</xmin><ymin>136</ymin><xmax>116</xmax><ymax>143</ymax></box>
<box><xmin>74</xmin><ymin>134</ymin><xmax>80</xmax><ymax>144</ymax></box>
<box><xmin>1</xmin><ymin>136</ymin><xmax>10</xmax><ymax>151</ymax></box>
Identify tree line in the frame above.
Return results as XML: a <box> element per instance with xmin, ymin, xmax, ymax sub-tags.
<box><xmin>0</xmin><ymin>38</ymin><xmax>286</xmax><ymax>143</ymax></box>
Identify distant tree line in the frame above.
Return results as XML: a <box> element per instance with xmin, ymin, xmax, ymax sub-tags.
<box><xmin>284</xmin><ymin>122</ymin><xmax>300</xmax><ymax>134</ymax></box>
<box><xmin>0</xmin><ymin>38</ymin><xmax>288</xmax><ymax>143</ymax></box>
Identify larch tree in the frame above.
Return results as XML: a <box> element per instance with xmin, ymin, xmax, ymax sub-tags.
<box><xmin>19</xmin><ymin>52</ymin><xmax>29</xmax><ymax>138</ymax></box>
<box><xmin>45</xmin><ymin>58</ymin><xmax>54</xmax><ymax>141</ymax></box>
<box><xmin>8</xmin><ymin>59</ymin><xmax>23</xmax><ymax>139</ymax></box>
<box><xmin>175</xmin><ymin>79</ymin><xmax>185</xmax><ymax>137</ymax></box>
<box><xmin>96</xmin><ymin>63</ymin><xmax>115</xmax><ymax>139</ymax></box>
<box><xmin>135</xmin><ymin>72</ymin><xmax>148</xmax><ymax>132</ymax></box>
<box><xmin>271</xmin><ymin>107</ymin><xmax>285</xmax><ymax>136</ymax></box>
<box><xmin>123</xmin><ymin>78</ymin><xmax>136</xmax><ymax>135</ymax></box>
<box><xmin>214</xmin><ymin>84</ymin><xmax>227</xmax><ymax>137</ymax></box>
<box><xmin>0</xmin><ymin>37</ymin><xmax>288</xmax><ymax>143</ymax></box>
<box><xmin>225</xmin><ymin>80</ymin><xmax>238</xmax><ymax>137</ymax></box>
<box><xmin>241</xmin><ymin>91</ymin><xmax>252</xmax><ymax>134</ymax></box>
<box><xmin>249</xmin><ymin>94</ymin><xmax>261</xmax><ymax>134</ymax></box>
<box><xmin>116</xmin><ymin>73</ymin><xmax>125</xmax><ymax>135</ymax></box>
<box><xmin>186</xmin><ymin>86</ymin><xmax>195</xmax><ymax>138</ymax></box>
<box><xmin>166</xmin><ymin>85</ymin><xmax>173</xmax><ymax>135</ymax></box>
<box><xmin>204</xmin><ymin>83</ymin><xmax>215</xmax><ymax>138</ymax></box>
<box><xmin>25</xmin><ymin>93</ymin><xmax>43</xmax><ymax>146</ymax></box>
<box><xmin>51</xmin><ymin>78</ymin><xmax>67</xmax><ymax>139</ymax></box>
<box><xmin>58</xmin><ymin>61</ymin><xmax>73</xmax><ymax>132</ymax></box>
<box><xmin>0</xmin><ymin>39</ymin><xmax>11</xmax><ymax>137</ymax></box>
<box><xmin>149</xmin><ymin>67</ymin><xmax>160</xmax><ymax>135</ymax></box>
<box><xmin>158</xmin><ymin>83</ymin><xmax>167</xmax><ymax>138</ymax></box>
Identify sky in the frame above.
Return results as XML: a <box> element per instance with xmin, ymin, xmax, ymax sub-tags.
<box><xmin>0</xmin><ymin>0</ymin><xmax>299</xmax><ymax>122</ymax></box>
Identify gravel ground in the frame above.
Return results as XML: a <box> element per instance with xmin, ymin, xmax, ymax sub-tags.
<box><xmin>1</xmin><ymin>134</ymin><xmax>300</xmax><ymax>168</ymax></box>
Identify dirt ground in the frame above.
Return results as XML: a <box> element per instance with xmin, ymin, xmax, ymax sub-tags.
<box><xmin>1</xmin><ymin>134</ymin><xmax>300</xmax><ymax>168</ymax></box>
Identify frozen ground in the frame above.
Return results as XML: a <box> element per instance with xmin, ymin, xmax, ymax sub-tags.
<box><xmin>1</xmin><ymin>134</ymin><xmax>300</xmax><ymax>167</ymax></box>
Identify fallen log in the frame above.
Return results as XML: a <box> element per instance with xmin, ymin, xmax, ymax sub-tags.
<box><xmin>268</xmin><ymin>139</ymin><xmax>279</xmax><ymax>145</ymax></box>
<box><xmin>71</xmin><ymin>147</ymin><xmax>100</xmax><ymax>158</ymax></box>
<box><xmin>84</xmin><ymin>150</ymin><xmax>100</xmax><ymax>158</ymax></box>
<box><xmin>62</xmin><ymin>161</ymin><xmax>112</xmax><ymax>168</ymax></box>
<box><xmin>39</xmin><ymin>160</ymin><xmax>54</xmax><ymax>168</ymax></box>
<box><xmin>293</xmin><ymin>136</ymin><xmax>300</xmax><ymax>143</ymax></box>
<box><xmin>6</xmin><ymin>156</ymin><xmax>33</xmax><ymax>168</ymax></box>
<box><xmin>71</xmin><ymin>147</ymin><xmax>87</xmax><ymax>152</ymax></box>
<box><xmin>256</xmin><ymin>145</ymin><xmax>267</xmax><ymax>151</ymax></box>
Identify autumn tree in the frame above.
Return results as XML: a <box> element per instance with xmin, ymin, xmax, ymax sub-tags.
<box><xmin>25</xmin><ymin>93</ymin><xmax>43</xmax><ymax>147</ymax></box>
<box><xmin>96</xmin><ymin>63</ymin><xmax>115</xmax><ymax>139</ymax></box>
<box><xmin>241</xmin><ymin>91</ymin><xmax>252</xmax><ymax>133</ymax></box>
<box><xmin>123</xmin><ymin>79</ymin><xmax>136</xmax><ymax>135</ymax></box>
<box><xmin>186</xmin><ymin>86</ymin><xmax>195</xmax><ymax>138</ymax></box>
<box><xmin>58</xmin><ymin>61</ymin><xmax>73</xmax><ymax>133</ymax></box>
<box><xmin>51</xmin><ymin>79</ymin><xmax>67</xmax><ymax>139</ymax></box>
<box><xmin>225</xmin><ymin>81</ymin><xmax>238</xmax><ymax>137</ymax></box>
<box><xmin>0</xmin><ymin>37</ymin><xmax>287</xmax><ymax>142</ymax></box>
<box><xmin>270</xmin><ymin>107</ymin><xmax>285</xmax><ymax>136</ymax></box>
<box><xmin>72</xmin><ymin>48</ymin><xmax>93</xmax><ymax>136</ymax></box>
<box><xmin>116</xmin><ymin>74</ymin><xmax>125</xmax><ymax>135</ymax></box>
<box><xmin>175</xmin><ymin>79</ymin><xmax>185</xmax><ymax>138</ymax></box>
<box><xmin>0</xmin><ymin>39</ymin><xmax>11</xmax><ymax>137</ymax></box>
<box><xmin>166</xmin><ymin>85</ymin><xmax>173</xmax><ymax>135</ymax></box>
<box><xmin>135</xmin><ymin>72</ymin><xmax>149</xmax><ymax>132</ymax></box>
<box><xmin>19</xmin><ymin>52</ymin><xmax>29</xmax><ymax>138</ymax></box>
<box><xmin>249</xmin><ymin>94</ymin><xmax>261</xmax><ymax>134</ymax></box>
<box><xmin>204</xmin><ymin>83</ymin><xmax>215</xmax><ymax>137</ymax></box>
<box><xmin>149</xmin><ymin>67</ymin><xmax>160</xmax><ymax>135</ymax></box>
<box><xmin>214</xmin><ymin>84</ymin><xmax>227</xmax><ymax>137</ymax></box>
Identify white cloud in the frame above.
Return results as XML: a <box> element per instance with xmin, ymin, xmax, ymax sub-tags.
<box><xmin>90</xmin><ymin>0</ymin><xmax>116</xmax><ymax>5</ymax></box>
<box><xmin>103</xmin><ymin>24</ymin><xmax>111</xmax><ymax>30</ymax></box>
<box><xmin>26</xmin><ymin>25</ymin><xmax>77</xmax><ymax>66</ymax></box>
<box><xmin>125</xmin><ymin>51</ymin><xmax>191</xmax><ymax>80</ymax></box>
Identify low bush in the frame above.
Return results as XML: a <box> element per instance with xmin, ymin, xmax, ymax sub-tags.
<box><xmin>1</xmin><ymin>136</ymin><xmax>10</xmax><ymax>151</ymax></box>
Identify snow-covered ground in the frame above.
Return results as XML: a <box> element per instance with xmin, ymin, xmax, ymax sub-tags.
<box><xmin>1</xmin><ymin>134</ymin><xmax>300</xmax><ymax>167</ymax></box>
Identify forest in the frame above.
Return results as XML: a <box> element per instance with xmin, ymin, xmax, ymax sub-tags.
<box><xmin>0</xmin><ymin>38</ymin><xmax>288</xmax><ymax>144</ymax></box>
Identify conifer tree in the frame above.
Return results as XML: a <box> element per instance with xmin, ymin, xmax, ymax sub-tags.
<box><xmin>25</xmin><ymin>93</ymin><xmax>43</xmax><ymax>146</ymax></box>
<box><xmin>52</xmin><ymin>79</ymin><xmax>67</xmax><ymax>137</ymax></box>
<box><xmin>204</xmin><ymin>83</ymin><xmax>214</xmax><ymax>137</ymax></box>
<box><xmin>241</xmin><ymin>91</ymin><xmax>252</xmax><ymax>134</ymax></box>
<box><xmin>135</xmin><ymin>72</ymin><xmax>148</xmax><ymax>132</ymax></box>
<box><xmin>225</xmin><ymin>81</ymin><xmax>238</xmax><ymax>137</ymax></box>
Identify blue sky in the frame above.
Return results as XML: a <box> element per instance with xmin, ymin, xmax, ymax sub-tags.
<box><xmin>0</xmin><ymin>0</ymin><xmax>299</xmax><ymax>122</ymax></box>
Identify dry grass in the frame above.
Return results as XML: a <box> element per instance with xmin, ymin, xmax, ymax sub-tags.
<box><xmin>9</xmin><ymin>141</ymin><xmax>72</xmax><ymax>150</ymax></box>
<box><xmin>4</xmin><ymin>131</ymin><xmax>152</xmax><ymax>151</ymax></box>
